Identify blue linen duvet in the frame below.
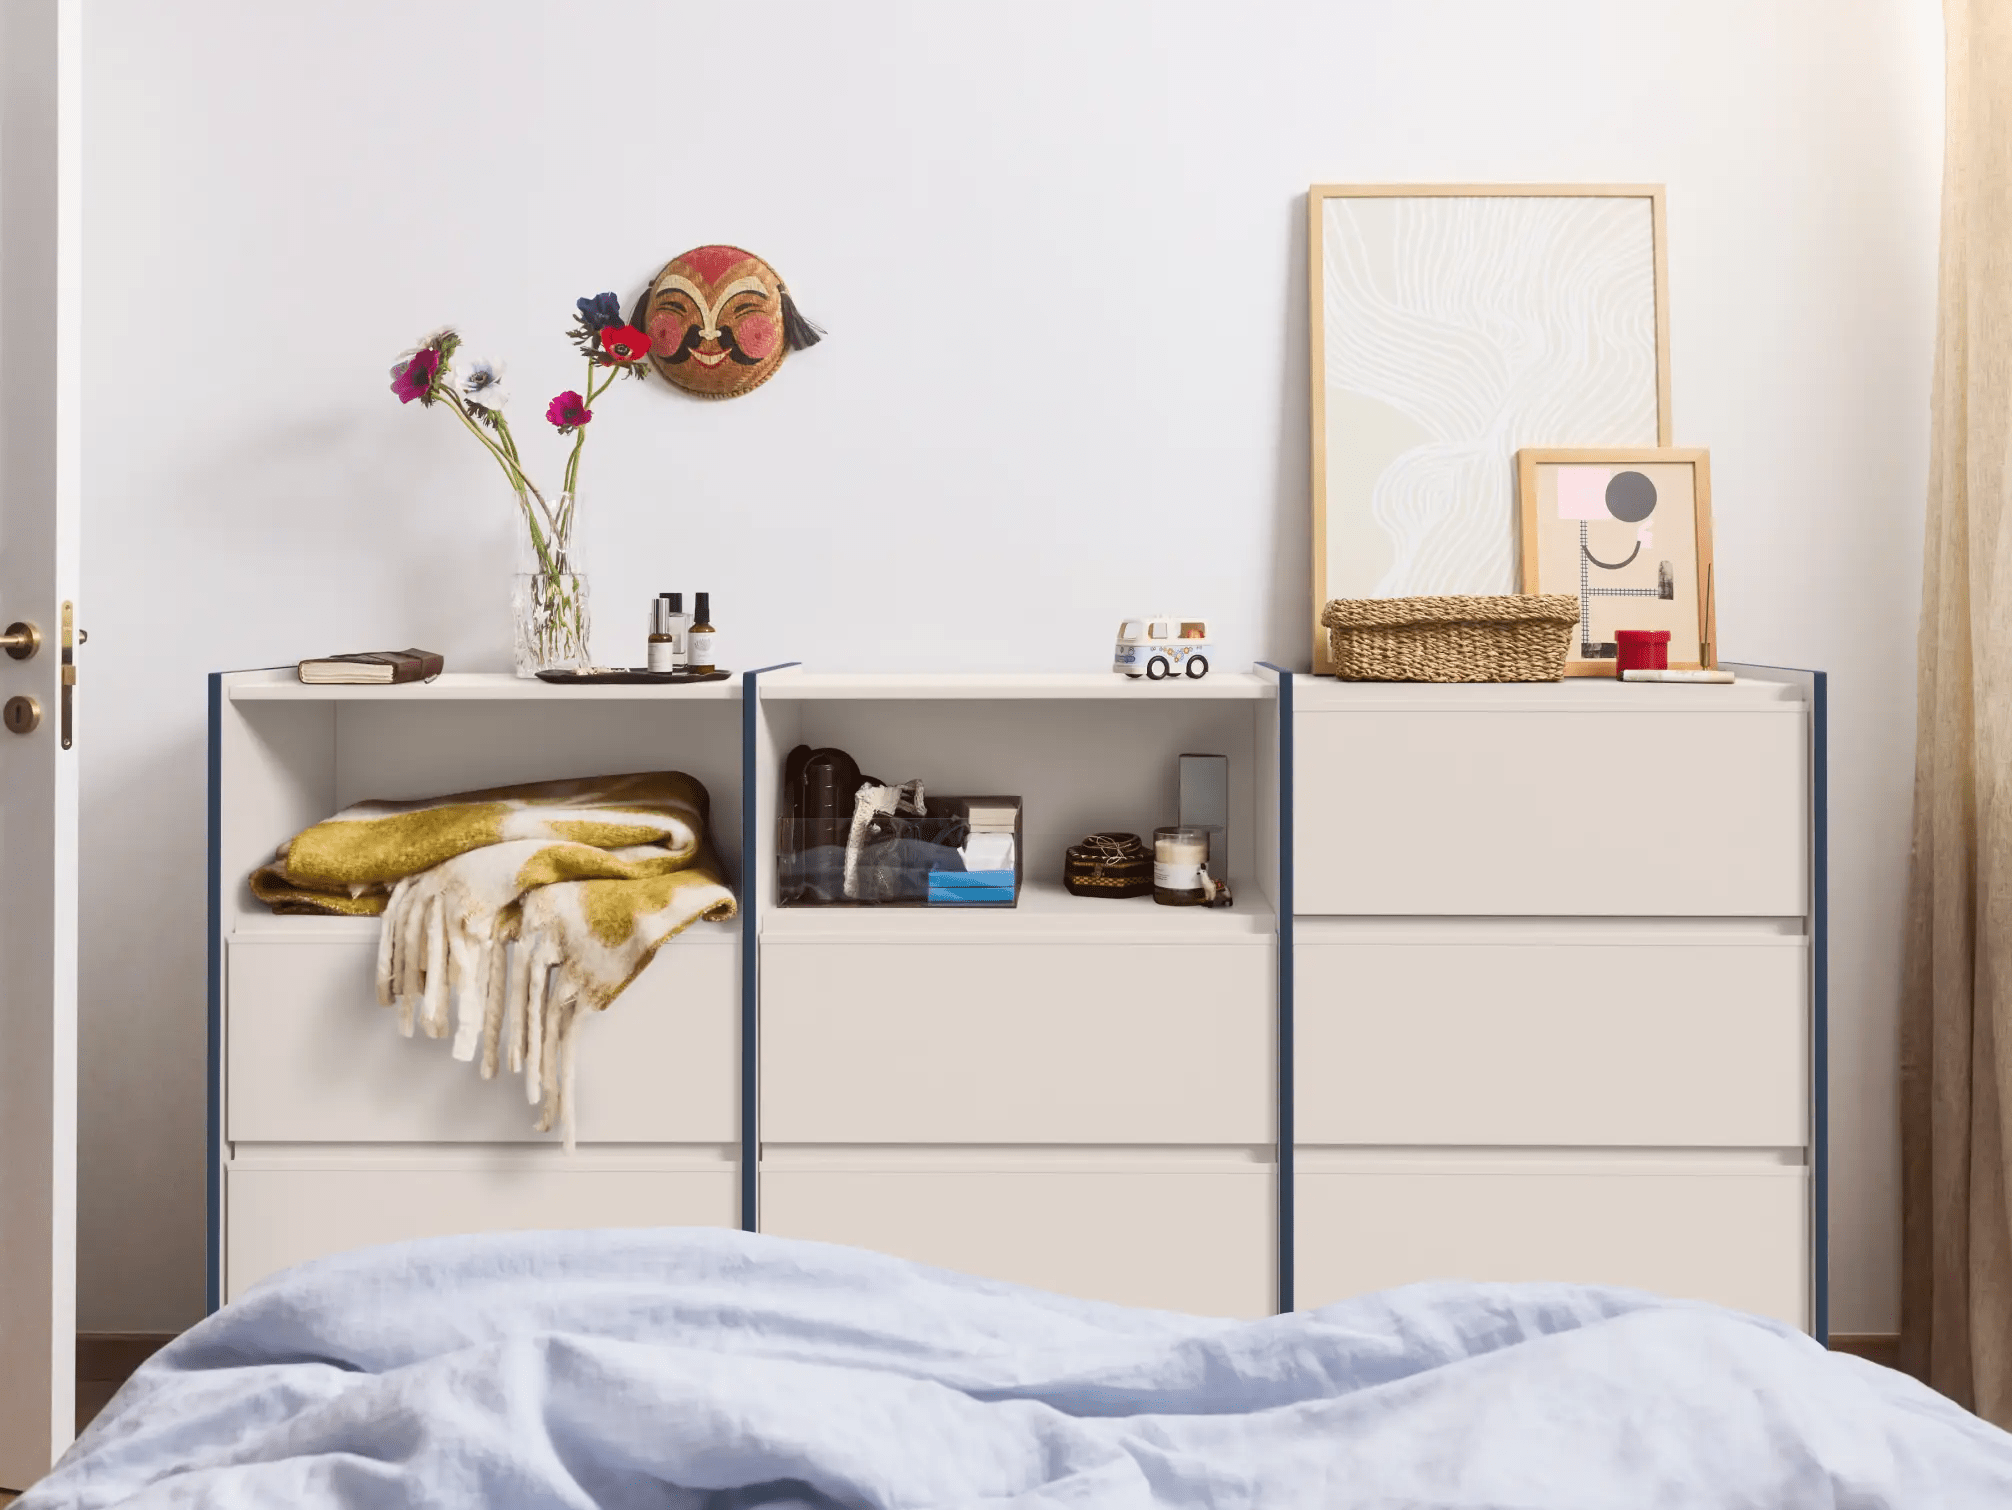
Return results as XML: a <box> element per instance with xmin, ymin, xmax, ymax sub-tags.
<box><xmin>26</xmin><ymin>1227</ymin><xmax>2012</xmax><ymax>1508</ymax></box>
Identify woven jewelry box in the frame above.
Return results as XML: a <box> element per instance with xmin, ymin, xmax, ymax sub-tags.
<box><xmin>1321</xmin><ymin>594</ymin><xmax>1579</xmax><ymax>682</ymax></box>
<box><xmin>1063</xmin><ymin>832</ymin><xmax>1153</xmax><ymax>898</ymax></box>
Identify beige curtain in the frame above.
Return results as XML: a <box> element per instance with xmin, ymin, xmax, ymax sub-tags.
<box><xmin>1902</xmin><ymin>0</ymin><xmax>2012</xmax><ymax>1427</ymax></box>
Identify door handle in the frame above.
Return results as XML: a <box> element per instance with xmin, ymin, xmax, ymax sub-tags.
<box><xmin>2</xmin><ymin>620</ymin><xmax>41</xmax><ymax>660</ymax></box>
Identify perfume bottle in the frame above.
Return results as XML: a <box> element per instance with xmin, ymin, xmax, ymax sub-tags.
<box><xmin>647</xmin><ymin>595</ymin><xmax>677</xmax><ymax>672</ymax></box>
<box><xmin>662</xmin><ymin>591</ymin><xmax>690</xmax><ymax>671</ymax></box>
<box><xmin>687</xmin><ymin>593</ymin><xmax>716</xmax><ymax>674</ymax></box>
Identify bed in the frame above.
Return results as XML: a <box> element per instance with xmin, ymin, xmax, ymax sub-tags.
<box><xmin>24</xmin><ymin>1227</ymin><xmax>2011</xmax><ymax>1508</ymax></box>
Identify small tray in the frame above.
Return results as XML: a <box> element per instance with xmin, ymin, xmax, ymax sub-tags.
<box><xmin>534</xmin><ymin>668</ymin><xmax>732</xmax><ymax>686</ymax></box>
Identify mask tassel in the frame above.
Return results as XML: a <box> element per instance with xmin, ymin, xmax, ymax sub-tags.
<box><xmin>780</xmin><ymin>287</ymin><xmax>824</xmax><ymax>351</ymax></box>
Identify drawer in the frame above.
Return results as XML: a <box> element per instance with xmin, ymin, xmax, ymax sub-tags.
<box><xmin>227</xmin><ymin>931</ymin><xmax>739</xmax><ymax>1144</ymax></box>
<box><xmin>1296</xmin><ymin>1164</ymin><xmax>1808</xmax><ymax>1326</ymax></box>
<box><xmin>225</xmin><ymin>1159</ymin><xmax>738</xmax><ymax>1300</ymax></box>
<box><xmin>761</xmin><ymin>1165</ymin><xmax>1274</xmax><ymax>1316</ymax></box>
<box><xmin>760</xmin><ymin>941</ymin><xmax>1273</xmax><ymax>1144</ymax></box>
<box><xmin>1296</xmin><ymin>937</ymin><xmax>1808</xmax><ymax>1146</ymax></box>
<box><xmin>1293</xmin><ymin>708</ymin><xmax>1806</xmax><ymax>915</ymax></box>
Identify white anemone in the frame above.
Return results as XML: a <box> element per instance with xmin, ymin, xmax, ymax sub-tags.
<box><xmin>457</xmin><ymin>356</ymin><xmax>510</xmax><ymax>411</ymax></box>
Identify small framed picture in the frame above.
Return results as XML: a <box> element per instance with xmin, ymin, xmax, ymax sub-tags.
<box><xmin>1515</xmin><ymin>447</ymin><xmax>1715</xmax><ymax>676</ymax></box>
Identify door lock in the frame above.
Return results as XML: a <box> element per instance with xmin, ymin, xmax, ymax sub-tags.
<box><xmin>4</xmin><ymin>695</ymin><xmax>41</xmax><ymax>734</ymax></box>
<box><xmin>1</xmin><ymin>621</ymin><xmax>40</xmax><ymax>660</ymax></box>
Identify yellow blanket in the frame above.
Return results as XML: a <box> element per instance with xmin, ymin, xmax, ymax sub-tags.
<box><xmin>251</xmin><ymin>772</ymin><xmax>736</xmax><ymax>1144</ymax></box>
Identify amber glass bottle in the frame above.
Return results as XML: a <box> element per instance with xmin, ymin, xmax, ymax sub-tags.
<box><xmin>687</xmin><ymin>593</ymin><xmax>717</xmax><ymax>674</ymax></box>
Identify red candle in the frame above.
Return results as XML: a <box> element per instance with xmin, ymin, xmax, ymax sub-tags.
<box><xmin>1614</xmin><ymin>629</ymin><xmax>1671</xmax><ymax>677</ymax></box>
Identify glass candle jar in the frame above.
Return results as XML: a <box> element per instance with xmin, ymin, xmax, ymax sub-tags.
<box><xmin>1153</xmin><ymin>825</ymin><xmax>1210</xmax><ymax>906</ymax></box>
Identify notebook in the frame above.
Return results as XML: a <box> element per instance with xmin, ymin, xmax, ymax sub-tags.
<box><xmin>297</xmin><ymin>648</ymin><xmax>445</xmax><ymax>685</ymax></box>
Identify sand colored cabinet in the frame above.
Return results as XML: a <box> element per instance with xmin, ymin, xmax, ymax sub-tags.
<box><xmin>1289</xmin><ymin>670</ymin><xmax>1823</xmax><ymax>1333</ymax></box>
<box><xmin>211</xmin><ymin>668</ymin><xmax>1820</xmax><ymax>1332</ymax></box>
<box><xmin>1292</xmin><ymin>687</ymin><xmax>1807</xmax><ymax>917</ymax></box>
<box><xmin>760</xmin><ymin>941</ymin><xmax>1273</xmax><ymax>1146</ymax></box>
<box><xmin>210</xmin><ymin>672</ymin><xmax>749</xmax><ymax>1309</ymax></box>
<box><xmin>747</xmin><ymin>673</ymin><xmax>1288</xmax><ymax>1318</ymax></box>
<box><xmin>1294</xmin><ymin>1164</ymin><xmax>1808</xmax><ymax>1326</ymax></box>
<box><xmin>761</xmin><ymin>1164</ymin><xmax>1275</xmax><ymax>1317</ymax></box>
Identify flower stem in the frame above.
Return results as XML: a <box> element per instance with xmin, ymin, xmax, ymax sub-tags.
<box><xmin>442</xmin><ymin>393</ymin><xmax>563</xmax><ymax>541</ymax></box>
<box><xmin>562</xmin><ymin>354</ymin><xmax>597</xmax><ymax>497</ymax></box>
<box><xmin>444</xmin><ymin>394</ymin><xmax>533</xmax><ymax>494</ymax></box>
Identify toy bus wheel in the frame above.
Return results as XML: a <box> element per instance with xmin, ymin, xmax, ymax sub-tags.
<box><xmin>1185</xmin><ymin>655</ymin><xmax>1209</xmax><ymax>679</ymax></box>
<box><xmin>1146</xmin><ymin>656</ymin><xmax>1170</xmax><ymax>681</ymax></box>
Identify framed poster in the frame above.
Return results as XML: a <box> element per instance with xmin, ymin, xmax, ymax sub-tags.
<box><xmin>1309</xmin><ymin>184</ymin><xmax>1671</xmax><ymax>673</ymax></box>
<box><xmin>1515</xmin><ymin>446</ymin><xmax>1714</xmax><ymax>676</ymax></box>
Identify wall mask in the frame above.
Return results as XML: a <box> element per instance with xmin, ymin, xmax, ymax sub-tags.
<box><xmin>632</xmin><ymin>245</ymin><xmax>823</xmax><ymax>399</ymax></box>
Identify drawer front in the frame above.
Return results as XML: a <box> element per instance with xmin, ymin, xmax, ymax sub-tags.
<box><xmin>228</xmin><ymin>936</ymin><xmax>739</xmax><ymax>1144</ymax></box>
<box><xmin>225</xmin><ymin>1162</ymin><xmax>737</xmax><ymax>1301</ymax></box>
<box><xmin>761</xmin><ymin>942</ymin><xmax>1273</xmax><ymax>1144</ymax></box>
<box><xmin>1296</xmin><ymin>1166</ymin><xmax>1808</xmax><ymax>1326</ymax></box>
<box><xmin>762</xmin><ymin>1167</ymin><xmax>1274</xmax><ymax>1317</ymax></box>
<box><xmin>1296</xmin><ymin>939</ymin><xmax>1808</xmax><ymax>1147</ymax></box>
<box><xmin>1294</xmin><ymin>709</ymin><xmax>1807</xmax><ymax>915</ymax></box>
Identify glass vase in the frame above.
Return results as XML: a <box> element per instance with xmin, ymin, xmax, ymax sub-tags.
<box><xmin>511</xmin><ymin>491</ymin><xmax>591</xmax><ymax>677</ymax></box>
<box><xmin>511</xmin><ymin>570</ymin><xmax>591</xmax><ymax>677</ymax></box>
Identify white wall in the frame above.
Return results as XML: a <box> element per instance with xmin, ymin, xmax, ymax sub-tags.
<box><xmin>77</xmin><ymin>0</ymin><xmax>1941</xmax><ymax>1332</ymax></box>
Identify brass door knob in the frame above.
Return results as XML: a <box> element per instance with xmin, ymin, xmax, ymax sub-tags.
<box><xmin>4</xmin><ymin>695</ymin><xmax>41</xmax><ymax>734</ymax></box>
<box><xmin>2</xmin><ymin>621</ymin><xmax>40</xmax><ymax>660</ymax></box>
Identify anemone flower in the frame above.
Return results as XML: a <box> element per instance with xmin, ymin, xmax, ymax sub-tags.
<box><xmin>574</xmin><ymin>293</ymin><xmax>622</xmax><ymax>332</ymax></box>
<box><xmin>390</xmin><ymin>347</ymin><xmax>441</xmax><ymax>404</ymax></box>
<box><xmin>457</xmin><ymin>356</ymin><xmax>510</xmax><ymax>411</ymax></box>
<box><xmin>597</xmin><ymin>325</ymin><xmax>651</xmax><ymax>365</ymax></box>
<box><xmin>545</xmin><ymin>391</ymin><xmax>592</xmax><ymax>432</ymax></box>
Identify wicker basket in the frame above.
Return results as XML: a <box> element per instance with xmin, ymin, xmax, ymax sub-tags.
<box><xmin>1321</xmin><ymin>594</ymin><xmax>1579</xmax><ymax>683</ymax></box>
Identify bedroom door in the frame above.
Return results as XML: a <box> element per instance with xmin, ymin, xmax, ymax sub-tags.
<box><xmin>0</xmin><ymin>0</ymin><xmax>82</xmax><ymax>1486</ymax></box>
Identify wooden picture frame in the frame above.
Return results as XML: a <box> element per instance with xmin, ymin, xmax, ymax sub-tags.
<box><xmin>1309</xmin><ymin>184</ymin><xmax>1672</xmax><ymax>673</ymax></box>
<box><xmin>1515</xmin><ymin>446</ymin><xmax>1714</xmax><ymax>676</ymax></box>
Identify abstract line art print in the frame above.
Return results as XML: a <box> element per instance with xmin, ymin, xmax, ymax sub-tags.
<box><xmin>1309</xmin><ymin>185</ymin><xmax>1670</xmax><ymax>673</ymax></box>
<box><xmin>1515</xmin><ymin>446</ymin><xmax>1715</xmax><ymax>676</ymax></box>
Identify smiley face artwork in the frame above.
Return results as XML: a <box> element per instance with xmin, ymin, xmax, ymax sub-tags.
<box><xmin>635</xmin><ymin>246</ymin><xmax>822</xmax><ymax>399</ymax></box>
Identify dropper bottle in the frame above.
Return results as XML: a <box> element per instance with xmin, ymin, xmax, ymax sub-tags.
<box><xmin>687</xmin><ymin>593</ymin><xmax>716</xmax><ymax>675</ymax></box>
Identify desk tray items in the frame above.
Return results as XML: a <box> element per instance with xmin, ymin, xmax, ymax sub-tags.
<box><xmin>778</xmin><ymin>744</ymin><xmax>1019</xmax><ymax>907</ymax></box>
<box><xmin>535</xmin><ymin>668</ymin><xmax>731</xmax><ymax>685</ymax></box>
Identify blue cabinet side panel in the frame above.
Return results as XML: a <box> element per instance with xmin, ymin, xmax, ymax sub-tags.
<box><xmin>206</xmin><ymin>673</ymin><xmax>222</xmax><ymax>1315</ymax></box>
<box><xmin>1257</xmin><ymin>665</ymin><xmax>1294</xmax><ymax>1314</ymax></box>
<box><xmin>741</xmin><ymin>665</ymin><xmax>799</xmax><ymax>1234</ymax></box>
<box><xmin>1812</xmin><ymin>670</ymin><xmax>1829</xmax><ymax>1344</ymax></box>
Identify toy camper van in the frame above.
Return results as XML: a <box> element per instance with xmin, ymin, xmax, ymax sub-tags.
<box><xmin>1113</xmin><ymin>617</ymin><xmax>1212</xmax><ymax>680</ymax></box>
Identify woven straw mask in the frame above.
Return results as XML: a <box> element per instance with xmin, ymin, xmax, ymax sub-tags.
<box><xmin>636</xmin><ymin>245</ymin><xmax>821</xmax><ymax>399</ymax></box>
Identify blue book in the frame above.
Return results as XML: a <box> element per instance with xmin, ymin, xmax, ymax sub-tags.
<box><xmin>928</xmin><ymin>869</ymin><xmax>1015</xmax><ymax>890</ymax></box>
<box><xmin>928</xmin><ymin>886</ymin><xmax>1015</xmax><ymax>905</ymax></box>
